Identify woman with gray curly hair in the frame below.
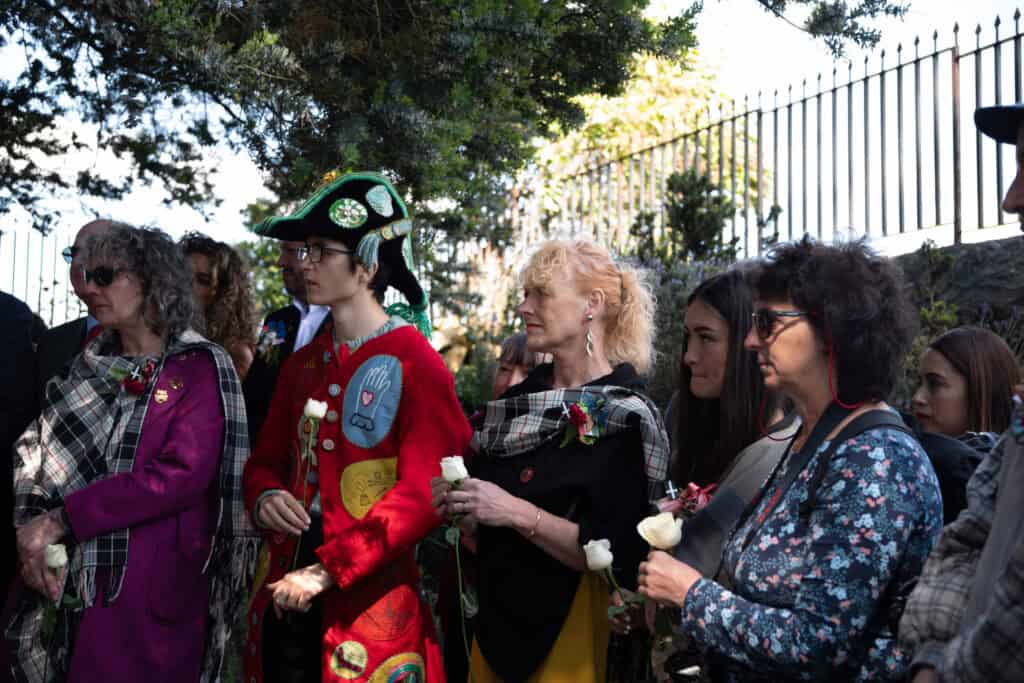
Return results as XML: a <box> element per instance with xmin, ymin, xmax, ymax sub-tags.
<box><xmin>7</xmin><ymin>225</ymin><xmax>258</xmax><ymax>683</ymax></box>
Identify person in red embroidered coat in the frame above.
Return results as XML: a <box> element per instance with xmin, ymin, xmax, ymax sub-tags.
<box><xmin>243</xmin><ymin>172</ymin><xmax>470</xmax><ymax>683</ymax></box>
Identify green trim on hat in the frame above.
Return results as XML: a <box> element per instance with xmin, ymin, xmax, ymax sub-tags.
<box><xmin>256</xmin><ymin>172</ymin><xmax>408</xmax><ymax>237</ymax></box>
<box><xmin>386</xmin><ymin>299</ymin><xmax>432</xmax><ymax>338</ymax></box>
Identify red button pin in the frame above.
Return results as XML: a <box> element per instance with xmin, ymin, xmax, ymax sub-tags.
<box><xmin>520</xmin><ymin>467</ymin><xmax>534</xmax><ymax>483</ymax></box>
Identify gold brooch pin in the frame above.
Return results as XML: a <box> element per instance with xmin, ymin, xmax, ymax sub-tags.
<box><xmin>169</xmin><ymin>378</ymin><xmax>183</xmax><ymax>390</ymax></box>
<box><xmin>154</xmin><ymin>389</ymin><xmax>169</xmax><ymax>404</ymax></box>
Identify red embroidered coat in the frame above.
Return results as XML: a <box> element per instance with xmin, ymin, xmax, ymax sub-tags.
<box><xmin>243</xmin><ymin>323</ymin><xmax>471</xmax><ymax>683</ymax></box>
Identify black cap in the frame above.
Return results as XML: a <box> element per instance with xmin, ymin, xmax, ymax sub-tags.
<box><xmin>975</xmin><ymin>104</ymin><xmax>1024</xmax><ymax>144</ymax></box>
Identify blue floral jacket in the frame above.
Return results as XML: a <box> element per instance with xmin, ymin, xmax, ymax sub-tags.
<box><xmin>681</xmin><ymin>427</ymin><xmax>943</xmax><ymax>681</ymax></box>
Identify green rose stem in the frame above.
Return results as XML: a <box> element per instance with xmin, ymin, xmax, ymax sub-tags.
<box><xmin>446</xmin><ymin>479</ymin><xmax>476</xmax><ymax>683</ymax></box>
<box><xmin>291</xmin><ymin>416</ymin><xmax>320</xmax><ymax>572</ymax></box>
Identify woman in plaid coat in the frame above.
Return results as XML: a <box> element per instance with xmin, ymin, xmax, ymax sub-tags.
<box><xmin>8</xmin><ymin>225</ymin><xmax>255</xmax><ymax>683</ymax></box>
<box><xmin>432</xmin><ymin>240</ymin><xmax>670</xmax><ymax>683</ymax></box>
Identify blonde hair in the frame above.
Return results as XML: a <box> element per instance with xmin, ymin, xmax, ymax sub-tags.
<box><xmin>520</xmin><ymin>240</ymin><xmax>655</xmax><ymax>374</ymax></box>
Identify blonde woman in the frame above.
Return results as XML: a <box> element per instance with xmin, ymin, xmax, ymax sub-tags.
<box><xmin>432</xmin><ymin>240</ymin><xmax>670</xmax><ymax>683</ymax></box>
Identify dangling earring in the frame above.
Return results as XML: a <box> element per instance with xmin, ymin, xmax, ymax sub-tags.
<box><xmin>585</xmin><ymin>314</ymin><xmax>594</xmax><ymax>357</ymax></box>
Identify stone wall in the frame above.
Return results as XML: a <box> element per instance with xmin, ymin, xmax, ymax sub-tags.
<box><xmin>895</xmin><ymin>234</ymin><xmax>1024</xmax><ymax>318</ymax></box>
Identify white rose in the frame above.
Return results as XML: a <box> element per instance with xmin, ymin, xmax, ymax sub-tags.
<box><xmin>303</xmin><ymin>399</ymin><xmax>328</xmax><ymax>420</ymax></box>
<box><xmin>441</xmin><ymin>456</ymin><xmax>469</xmax><ymax>484</ymax></box>
<box><xmin>637</xmin><ymin>512</ymin><xmax>683</xmax><ymax>550</ymax></box>
<box><xmin>582</xmin><ymin>538</ymin><xmax>614</xmax><ymax>572</ymax></box>
<box><xmin>45</xmin><ymin>544</ymin><xmax>68</xmax><ymax>570</ymax></box>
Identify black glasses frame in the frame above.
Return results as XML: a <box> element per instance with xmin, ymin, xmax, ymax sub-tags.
<box><xmin>296</xmin><ymin>243</ymin><xmax>354</xmax><ymax>263</ymax></box>
<box><xmin>751</xmin><ymin>308</ymin><xmax>809</xmax><ymax>340</ymax></box>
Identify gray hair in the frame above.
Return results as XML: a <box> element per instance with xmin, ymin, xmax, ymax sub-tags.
<box><xmin>84</xmin><ymin>225</ymin><xmax>198</xmax><ymax>338</ymax></box>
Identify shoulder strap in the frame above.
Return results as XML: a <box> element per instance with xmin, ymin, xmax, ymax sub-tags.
<box><xmin>798</xmin><ymin>410</ymin><xmax>911</xmax><ymax>519</ymax></box>
<box><xmin>734</xmin><ymin>403</ymin><xmax>851</xmax><ymax>553</ymax></box>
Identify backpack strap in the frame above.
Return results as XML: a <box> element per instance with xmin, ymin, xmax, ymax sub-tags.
<box><xmin>798</xmin><ymin>410</ymin><xmax>910</xmax><ymax>519</ymax></box>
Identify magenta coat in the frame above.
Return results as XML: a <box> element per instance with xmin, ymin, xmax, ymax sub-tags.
<box><xmin>63</xmin><ymin>349</ymin><xmax>225</xmax><ymax>683</ymax></box>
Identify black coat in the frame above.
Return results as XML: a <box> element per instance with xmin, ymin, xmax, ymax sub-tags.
<box><xmin>1</xmin><ymin>292</ymin><xmax>37</xmax><ymax>587</ymax></box>
<box><xmin>471</xmin><ymin>362</ymin><xmax>652</xmax><ymax>682</ymax></box>
<box><xmin>242</xmin><ymin>304</ymin><xmax>332</xmax><ymax>442</ymax></box>
<box><xmin>34</xmin><ymin>316</ymin><xmax>87</xmax><ymax>414</ymax></box>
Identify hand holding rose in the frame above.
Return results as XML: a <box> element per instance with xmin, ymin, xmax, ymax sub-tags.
<box><xmin>637</xmin><ymin>550</ymin><xmax>702</xmax><ymax>609</ymax></box>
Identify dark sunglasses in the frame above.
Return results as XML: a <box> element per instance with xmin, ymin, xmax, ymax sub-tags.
<box><xmin>751</xmin><ymin>308</ymin><xmax>809</xmax><ymax>340</ymax></box>
<box><xmin>61</xmin><ymin>246</ymin><xmax>79</xmax><ymax>264</ymax></box>
<box><xmin>77</xmin><ymin>265</ymin><xmax>123</xmax><ymax>287</ymax></box>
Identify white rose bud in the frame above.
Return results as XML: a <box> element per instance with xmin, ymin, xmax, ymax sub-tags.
<box><xmin>582</xmin><ymin>539</ymin><xmax>614</xmax><ymax>572</ymax></box>
<box><xmin>637</xmin><ymin>512</ymin><xmax>683</xmax><ymax>550</ymax></box>
<box><xmin>45</xmin><ymin>544</ymin><xmax>68</xmax><ymax>570</ymax></box>
<box><xmin>441</xmin><ymin>456</ymin><xmax>469</xmax><ymax>484</ymax></box>
<box><xmin>303</xmin><ymin>399</ymin><xmax>328</xmax><ymax>420</ymax></box>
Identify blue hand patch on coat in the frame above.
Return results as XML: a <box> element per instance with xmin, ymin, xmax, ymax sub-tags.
<box><xmin>343</xmin><ymin>355</ymin><xmax>403</xmax><ymax>448</ymax></box>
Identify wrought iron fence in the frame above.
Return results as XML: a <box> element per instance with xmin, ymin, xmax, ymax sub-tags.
<box><xmin>508</xmin><ymin>10</ymin><xmax>1024</xmax><ymax>260</ymax></box>
<box><xmin>0</xmin><ymin>226</ymin><xmax>83</xmax><ymax>327</ymax></box>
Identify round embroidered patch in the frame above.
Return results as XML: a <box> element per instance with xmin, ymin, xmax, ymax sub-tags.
<box><xmin>367</xmin><ymin>652</ymin><xmax>425</xmax><ymax>683</ymax></box>
<box><xmin>350</xmin><ymin>584</ymin><xmax>418</xmax><ymax>640</ymax></box>
<box><xmin>329</xmin><ymin>198</ymin><xmax>368</xmax><ymax>229</ymax></box>
<box><xmin>366</xmin><ymin>185</ymin><xmax>395</xmax><ymax>217</ymax></box>
<box><xmin>330</xmin><ymin>640</ymin><xmax>369</xmax><ymax>679</ymax></box>
<box><xmin>343</xmin><ymin>355</ymin><xmax>403</xmax><ymax>449</ymax></box>
<box><xmin>340</xmin><ymin>457</ymin><xmax>397</xmax><ymax>519</ymax></box>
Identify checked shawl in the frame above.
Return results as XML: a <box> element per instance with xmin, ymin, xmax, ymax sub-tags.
<box><xmin>7</xmin><ymin>328</ymin><xmax>258</xmax><ymax>683</ymax></box>
<box><xmin>471</xmin><ymin>384</ymin><xmax>670</xmax><ymax>501</ymax></box>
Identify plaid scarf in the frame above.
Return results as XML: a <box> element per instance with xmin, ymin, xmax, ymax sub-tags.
<box><xmin>7</xmin><ymin>329</ymin><xmax>258</xmax><ymax>683</ymax></box>
<box><xmin>471</xmin><ymin>384</ymin><xmax>670</xmax><ymax>501</ymax></box>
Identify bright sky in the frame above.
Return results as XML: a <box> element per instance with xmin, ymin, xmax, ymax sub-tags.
<box><xmin>692</xmin><ymin>0</ymin><xmax>1021</xmax><ymax>100</ymax></box>
<box><xmin>3</xmin><ymin>0</ymin><xmax>1022</xmax><ymax>322</ymax></box>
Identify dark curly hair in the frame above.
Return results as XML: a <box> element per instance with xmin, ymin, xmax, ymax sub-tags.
<box><xmin>750</xmin><ymin>236</ymin><xmax>918</xmax><ymax>404</ymax></box>
<box><xmin>179</xmin><ymin>232</ymin><xmax>259</xmax><ymax>351</ymax></box>
<box><xmin>84</xmin><ymin>225</ymin><xmax>197</xmax><ymax>338</ymax></box>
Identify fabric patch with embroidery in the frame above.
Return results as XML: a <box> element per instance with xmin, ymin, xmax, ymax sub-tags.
<box><xmin>343</xmin><ymin>355</ymin><xmax>402</xmax><ymax>449</ymax></box>
<box><xmin>367</xmin><ymin>652</ymin><xmax>425</xmax><ymax>683</ymax></box>
<box><xmin>366</xmin><ymin>185</ymin><xmax>395</xmax><ymax>217</ymax></box>
<box><xmin>330</xmin><ymin>640</ymin><xmax>369</xmax><ymax>679</ymax></box>
<box><xmin>340</xmin><ymin>457</ymin><xmax>397</xmax><ymax>519</ymax></box>
<box><xmin>329</xmin><ymin>197</ymin><xmax>369</xmax><ymax>229</ymax></box>
<box><xmin>351</xmin><ymin>584</ymin><xmax>418</xmax><ymax>641</ymax></box>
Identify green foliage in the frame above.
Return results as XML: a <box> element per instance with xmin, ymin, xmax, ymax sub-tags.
<box><xmin>665</xmin><ymin>170</ymin><xmax>738</xmax><ymax>262</ymax></box>
<box><xmin>756</xmin><ymin>0</ymin><xmax>908</xmax><ymax>57</ymax></box>
<box><xmin>452</xmin><ymin>343</ymin><xmax>496</xmax><ymax>415</ymax></box>
<box><xmin>893</xmin><ymin>240</ymin><xmax>959</xmax><ymax>408</ymax></box>
<box><xmin>645</xmin><ymin>259</ymin><xmax>726</xmax><ymax>409</ymax></box>
<box><xmin>234</xmin><ymin>238</ymin><xmax>290</xmax><ymax>319</ymax></box>
<box><xmin>627</xmin><ymin>170</ymin><xmax>738</xmax><ymax>270</ymax></box>
<box><xmin>2</xmin><ymin>0</ymin><xmax>700</xmax><ymax>232</ymax></box>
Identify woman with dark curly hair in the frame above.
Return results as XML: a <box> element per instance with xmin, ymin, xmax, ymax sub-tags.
<box><xmin>180</xmin><ymin>232</ymin><xmax>259</xmax><ymax>381</ymax></box>
<box><xmin>638</xmin><ymin>237</ymin><xmax>943</xmax><ymax>681</ymax></box>
<box><xmin>8</xmin><ymin>225</ymin><xmax>257</xmax><ymax>682</ymax></box>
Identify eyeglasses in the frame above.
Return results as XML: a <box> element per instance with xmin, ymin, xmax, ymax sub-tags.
<box><xmin>77</xmin><ymin>265</ymin><xmax>124</xmax><ymax>287</ymax></box>
<box><xmin>296</xmin><ymin>244</ymin><xmax>353</xmax><ymax>263</ymax></box>
<box><xmin>61</xmin><ymin>246</ymin><xmax>79</xmax><ymax>264</ymax></box>
<box><xmin>751</xmin><ymin>308</ymin><xmax>809</xmax><ymax>340</ymax></box>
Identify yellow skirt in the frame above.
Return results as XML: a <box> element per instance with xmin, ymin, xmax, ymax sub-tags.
<box><xmin>469</xmin><ymin>573</ymin><xmax>610</xmax><ymax>683</ymax></box>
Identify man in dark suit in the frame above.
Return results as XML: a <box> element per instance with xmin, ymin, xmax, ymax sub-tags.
<box><xmin>1</xmin><ymin>291</ymin><xmax>36</xmax><ymax>589</ymax></box>
<box><xmin>243</xmin><ymin>239</ymin><xmax>331</xmax><ymax>441</ymax></box>
<box><xmin>35</xmin><ymin>219</ymin><xmax>117</xmax><ymax>407</ymax></box>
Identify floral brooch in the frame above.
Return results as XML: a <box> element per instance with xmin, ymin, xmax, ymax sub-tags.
<box><xmin>560</xmin><ymin>394</ymin><xmax>608</xmax><ymax>447</ymax></box>
<box><xmin>109</xmin><ymin>359</ymin><xmax>157</xmax><ymax>395</ymax></box>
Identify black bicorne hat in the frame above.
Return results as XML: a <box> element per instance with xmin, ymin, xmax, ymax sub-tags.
<box><xmin>257</xmin><ymin>172</ymin><xmax>430</xmax><ymax>336</ymax></box>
